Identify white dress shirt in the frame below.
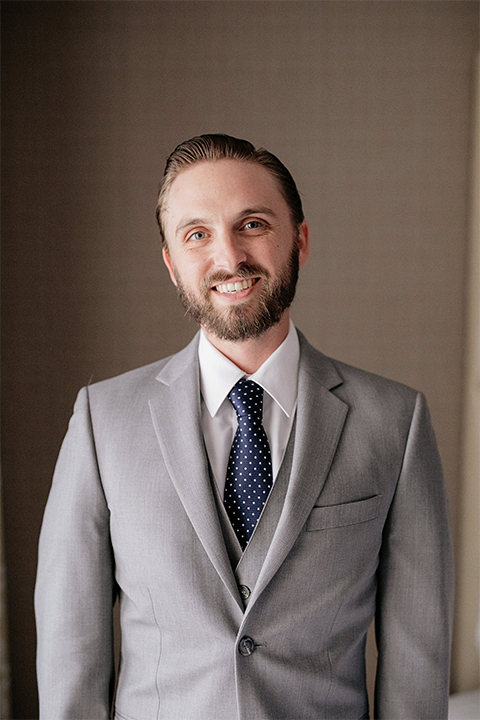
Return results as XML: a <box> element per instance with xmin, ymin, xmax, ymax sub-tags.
<box><xmin>199</xmin><ymin>321</ymin><xmax>300</xmax><ymax>498</ymax></box>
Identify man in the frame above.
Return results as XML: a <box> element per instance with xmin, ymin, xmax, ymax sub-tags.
<box><xmin>35</xmin><ymin>134</ymin><xmax>454</xmax><ymax>719</ymax></box>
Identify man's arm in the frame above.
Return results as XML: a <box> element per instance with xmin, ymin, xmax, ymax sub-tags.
<box><xmin>35</xmin><ymin>386</ymin><xmax>116</xmax><ymax>719</ymax></box>
<box><xmin>374</xmin><ymin>392</ymin><xmax>454</xmax><ymax>719</ymax></box>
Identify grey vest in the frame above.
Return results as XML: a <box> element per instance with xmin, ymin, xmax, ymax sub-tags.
<box><xmin>211</xmin><ymin>420</ymin><xmax>296</xmax><ymax>609</ymax></box>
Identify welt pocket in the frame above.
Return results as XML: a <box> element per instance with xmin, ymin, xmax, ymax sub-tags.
<box><xmin>306</xmin><ymin>495</ymin><xmax>381</xmax><ymax>531</ymax></box>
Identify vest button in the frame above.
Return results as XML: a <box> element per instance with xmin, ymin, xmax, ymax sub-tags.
<box><xmin>239</xmin><ymin>585</ymin><xmax>251</xmax><ymax>600</ymax></box>
<box><xmin>238</xmin><ymin>636</ymin><xmax>255</xmax><ymax>656</ymax></box>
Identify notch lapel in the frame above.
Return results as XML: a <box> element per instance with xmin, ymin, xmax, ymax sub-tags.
<box><xmin>243</xmin><ymin>334</ymin><xmax>349</xmax><ymax>615</ymax></box>
<box><xmin>149</xmin><ymin>336</ymin><xmax>242</xmax><ymax>611</ymax></box>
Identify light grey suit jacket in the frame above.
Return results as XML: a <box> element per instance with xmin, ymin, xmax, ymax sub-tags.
<box><xmin>35</xmin><ymin>331</ymin><xmax>454</xmax><ymax>720</ymax></box>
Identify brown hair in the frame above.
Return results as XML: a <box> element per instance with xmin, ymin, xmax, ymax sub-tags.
<box><xmin>156</xmin><ymin>133</ymin><xmax>304</xmax><ymax>246</ymax></box>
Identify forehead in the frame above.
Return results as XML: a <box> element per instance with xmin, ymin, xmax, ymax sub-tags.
<box><xmin>164</xmin><ymin>159</ymin><xmax>288</xmax><ymax>219</ymax></box>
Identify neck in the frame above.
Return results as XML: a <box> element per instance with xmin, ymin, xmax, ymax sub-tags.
<box><xmin>202</xmin><ymin>312</ymin><xmax>290</xmax><ymax>375</ymax></box>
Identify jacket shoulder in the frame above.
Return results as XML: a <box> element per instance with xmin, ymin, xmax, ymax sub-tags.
<box><xmin>85</xmin><ymin>333</ymin><xmax>200</xmax><ymax>406</ymax></box>
<box><xmin>298</xmin><ymin>331</ymin><xmax>420</xmax><ymax>414</ymax></box>
<box><xmin>332</xmin><ymin>356</ymin><xmax>418</xmax><ymax>398</ymax></box>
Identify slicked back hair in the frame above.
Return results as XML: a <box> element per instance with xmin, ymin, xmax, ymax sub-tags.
<box><xmin>156</xmin><ymin>133</ymin><xmax>304</xmax><ymax>246</ymax></box>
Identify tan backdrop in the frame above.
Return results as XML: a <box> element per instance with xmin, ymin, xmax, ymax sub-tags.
<box><xmin>2</xmin><ymin>2</ymin><xmax>478</xmax><ymax>717</ymax></box>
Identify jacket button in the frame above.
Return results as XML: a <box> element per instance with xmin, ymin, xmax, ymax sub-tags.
<box><xmin>239</xmin><ymin>585</ymin><xmax>251</xmax><ymax>600</ymax></box>
<box><xmin>238</xmin><ymin>636</ymin><xmax>255</xmax><ymax>656</ymax></box>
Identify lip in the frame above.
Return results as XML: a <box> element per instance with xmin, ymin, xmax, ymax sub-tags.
<box><xmin>211</xmin><ymin>277</ymin><xmax>260</xmax><ymax>299</ymax></box>
<box><xmin>213</xmin><ymin>277</ymin><xmax>257</xmax><ymax>294</ymax></box>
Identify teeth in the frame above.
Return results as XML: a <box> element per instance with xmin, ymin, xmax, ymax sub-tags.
<box><xmin>215</xmin><ymin>278</ymin><xmax>255</xmax><ymax>294</ymax></box>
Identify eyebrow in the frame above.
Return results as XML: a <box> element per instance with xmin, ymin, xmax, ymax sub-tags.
<box><xmin>175</xmin><ymin>207</ymin><xmax>278</xmax><ymax>237</ymax></box>
<box><xmin>175</xmin><ymin>218</ymin><xmax>207</xmax><ymax>237</ymax></box>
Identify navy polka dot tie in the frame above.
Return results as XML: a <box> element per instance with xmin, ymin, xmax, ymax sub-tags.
<box><xmin>224</xmin><ymin>379</ymin><xmax>273</xmax><ymax>549</ymax></box>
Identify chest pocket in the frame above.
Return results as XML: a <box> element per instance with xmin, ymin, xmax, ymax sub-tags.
<box><xmin>306</xmin><ymin>495</ymin><xmax>381</xmax><ymax>531</ymax></box>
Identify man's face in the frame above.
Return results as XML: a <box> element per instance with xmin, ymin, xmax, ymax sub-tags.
<box><xmin>162</xmin><ymin>159</ymin><xmax>308</xmax><ymax>342</ymax></box>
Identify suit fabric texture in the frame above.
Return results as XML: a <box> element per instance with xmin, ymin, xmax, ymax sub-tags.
<box><xmin>35</xmin><ymin>331</ymin><xmax>454</xmax><ymax>720</ymax></box>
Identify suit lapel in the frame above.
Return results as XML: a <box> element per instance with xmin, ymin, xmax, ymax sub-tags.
<box><xmin>148</xmin><ymin>332</ymin><xmax>349</xmax><ymax>617</ymax></box>
<box><xmin>148</xmin><ymin>335</ymin><xmax>242</xmax><ymax>611</ymax></box>
<box><xmin>244</xmin><ymin>333</ymin><xmax>349</xmax><ymax>615</ymax></box>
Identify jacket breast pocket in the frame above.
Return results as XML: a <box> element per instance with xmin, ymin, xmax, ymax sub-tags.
<box><xmin>306</xmin><ymin>495</ymin><xmax>381</xmax><ymax>531</ymax></box>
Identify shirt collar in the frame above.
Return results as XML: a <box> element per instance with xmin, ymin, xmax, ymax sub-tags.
<box><xmin>199</xmin><ymin>320</ymin><xmax>300</xmax><ymax>418</ymax></box>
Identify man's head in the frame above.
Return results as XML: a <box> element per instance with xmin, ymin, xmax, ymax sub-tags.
<box><xmin>156</xmin><ymin>134</ymin><xmax>304</xmax><ymax>247</ymax></box>
<box><xmin>158</xmin><ymin>134</ymin><xmax>308</xmax><ymax>343</ymax></box>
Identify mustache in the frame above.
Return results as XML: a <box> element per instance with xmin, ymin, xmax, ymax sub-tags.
<box><xmin>202</xmin><ymin>263</ymin><xmax>270</xmax><ymax>291</ymax></box>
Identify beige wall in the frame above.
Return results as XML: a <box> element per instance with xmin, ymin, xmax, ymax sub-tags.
<box><xmin>2</xmin><ymin>2</ymin><xmax>478</xmax><ymax>717</ymax></box>
<box><xmin>453</xmin><ymin>51</ymin><xmax>480</xmax><ymax>695</ymax></box>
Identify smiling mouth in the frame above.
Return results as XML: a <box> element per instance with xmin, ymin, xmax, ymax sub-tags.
<box><xmin>213</xmin><ymin>278</ymin><xmax>258</xmax><ymax>294</ymax></box>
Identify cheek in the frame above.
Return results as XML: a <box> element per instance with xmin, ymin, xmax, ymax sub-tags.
<box><xmin>268</xmin><ymin>245</ymin><xmax>289</xmax><ymax>269</ymax></box>
<box><xmin>177</xmin><ymin>258</ymin><xmax>210</xmax><ymax>289</ymax></box>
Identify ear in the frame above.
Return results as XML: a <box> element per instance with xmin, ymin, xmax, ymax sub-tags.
<box><xmin>162</xmin><ymin>246</ymin><xmax>178</xmax><ymax>287</ymax></box>
<box><xmin>297</xmin><ymin>221</ymin><xmax>309</xmax><ymax>268</ymax></box>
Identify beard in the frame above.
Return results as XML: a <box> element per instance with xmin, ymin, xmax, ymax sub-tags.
<box><xmin>173</xmin><ymin>241</ymin><xmax>300</xmax><ymax>342</ymax></box>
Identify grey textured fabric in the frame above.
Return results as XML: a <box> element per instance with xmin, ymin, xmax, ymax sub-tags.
<box><xmin>35</xmin><ymin>330</ymin><xmax>454</xmax><ymax>720</ymax></box>
<box><xmin>213</xmin><ymin>417</ymin><xmax>296</xmax><ymax>597</ymax></box>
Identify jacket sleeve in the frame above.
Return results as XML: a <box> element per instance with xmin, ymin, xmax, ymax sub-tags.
<box><xmin>374</xmin><ymin>392</ymin><xmax>454</xmax><ymax>719</ymax></box>
<box><xmin>35</xmin><ymin>386</ymin><xmax>116</xmax><ymax>719</ymax></box>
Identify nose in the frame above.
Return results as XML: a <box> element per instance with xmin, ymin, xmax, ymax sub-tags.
<box><xmin>211</xmin><ymin>227</ymin><xmax>247</xmax><ymax>273</ymax></box>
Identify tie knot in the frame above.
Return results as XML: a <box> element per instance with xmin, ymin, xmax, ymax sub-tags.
<box><xmin>228</xmin><ymin>379</ymin><xmax>264</xmax><ymax>420</ymax></box>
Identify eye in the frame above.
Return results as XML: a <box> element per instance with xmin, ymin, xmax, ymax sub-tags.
<box><xmin>243</xmin><ymin>220</ymin><xmax>264</xmax><ymax>231</ymax></box>
<box><xmin>188</xmin><ymin>230</ymin><xmax>207</xmax><ymax>242</ymax></box>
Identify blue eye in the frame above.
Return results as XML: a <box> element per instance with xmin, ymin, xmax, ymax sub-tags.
<box><xmin>244</xmin><ymin>221</ymin><xmax>263</xmax><ymax>230</ymax></box>
<box><xmin>190</xmin><ymin>231</ymin><xmax>207</xmax><ymax>241</ymax></box>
